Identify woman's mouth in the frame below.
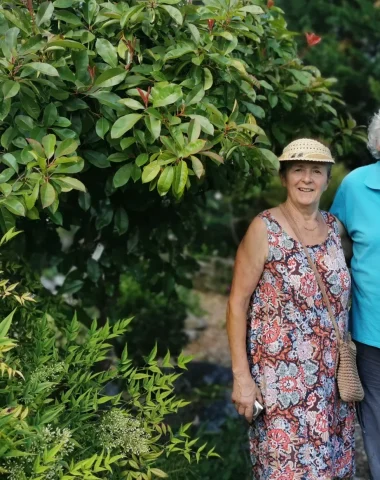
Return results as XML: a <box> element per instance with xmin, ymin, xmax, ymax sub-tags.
<box><xmin>298</xmin><ymin>188</ymin><xmax>314</xmax><ymax>192</ymax></box>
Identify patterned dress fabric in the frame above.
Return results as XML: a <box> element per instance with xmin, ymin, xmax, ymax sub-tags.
<box><xmin>247</xmin><ymin>210</ymin><xmax>355</xmax><ymax>480</ymax></box>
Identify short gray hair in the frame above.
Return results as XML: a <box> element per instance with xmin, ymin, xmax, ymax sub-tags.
<box><xmin>368</xmin><ymin>110</ymin><xmax>380</xmax><ymax>160</ymax></box>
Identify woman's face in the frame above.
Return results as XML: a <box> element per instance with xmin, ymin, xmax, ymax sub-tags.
<box><xmin>281</xmin><ymin>162</ymin><xmax>329</xmax><ymax>208</ymax></box>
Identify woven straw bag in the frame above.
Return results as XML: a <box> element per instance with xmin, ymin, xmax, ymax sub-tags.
<box><xmin>280</xmin><ymin>206</ymin><xmax>364</xmax><ymax>403</ymax></box>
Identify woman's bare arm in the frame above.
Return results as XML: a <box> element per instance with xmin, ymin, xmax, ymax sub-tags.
<box><xmin>336</xmin><ymin>218</ymin><xmax>353</xmax><ymax>263</ymax></box>
<box><xmin>226</xmin><ymin>216</ymin><xmax>268</xmax><ymax>421</ymax></box>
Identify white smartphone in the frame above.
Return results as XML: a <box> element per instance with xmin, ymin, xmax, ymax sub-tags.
<box><xmin>252</xmin><ymin>400</ymin><xmax>264</xmax><ymax>421</ymax></box>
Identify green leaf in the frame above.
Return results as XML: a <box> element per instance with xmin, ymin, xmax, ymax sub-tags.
<box><xmin>25</xmin><ymin>182</ymin><xmax>40</xmax><ymax>210</ymax></box>
<box><xmin>43</xmin><ymin>103</ymin><xmax>58</xmax><ymax>127</ymax></box>
<box><xmin>185</xmin><ymin>84</ymin><xmax>205</xmax><ymax>106</ymax></box>
<box><xmin>142</xmin><ymin>162</ymin><xmax>160</xmax><ymax>183</ymax></box>
<box><xmin>259</xmin><ymin>148</ymin><xmax>279</xmax><ymax>171</ymax></box>
<box><xmin>182</xmin><ymin>140</ymin><xmax>206</xmax><ymax>157</ymax></box>
<box><xmin>157</xmin><ymin>166</ymin><xmax>174</xmax><ymax>196</ymax></box>
<box><xmin>203</xmin><ymin>68</ymin><xmax>213</xmax><ymax>90</ymax></box>
<box><xmin>0</xmin><ymin>309</ymin><xmax>16</xmax><ymax>338</ymax></box>
<box><xmin>40</xmin><ymin>182</ymin><xmax>56</xmax><ymax>208</ymax></box>
<box><xmin>114</xmin><ymin>207</ymin><xmax>129</xmax><ymax>235</ymax></box>
<box><xmin>237</xmin><ymin>123</ymin><xmax>266</xmax><ymax>136</ymax></box>
<box><xmin>173</xmin><ymin>160</ymin><xmax>188</xmax><ymax>196</ymax></box>
<box><xmin>159</xmin><ymin>5</ymin><xmax>183</xmax><ymax>25</ymax></box>
<box><xmin>188</xmin><ymin>115</ymin><xmax>214</xmax><ymax>135</ymax></box>
<box><xmin>55</xmin><ymin>138</ymin><xmax>79</xmax><ymax>158</ymax></box>
<box><xmin>190</xmin><ymin>156</ymin><xmax>204</xmax><ymax>179</ymax></box>
<box><xmin>1</xmin><ymin>127</ymin><xmax>16</xmax><ymax>149</ymax></box>
<box><xmin>118</xmin><ymin>98</ymin><xmax>144</xmax><ymax>110</ymax></box>
<box><xmin>111</xmin><ymin>114</ymin><xmax>143</xmax><ymax>139</ymax></box>
<box><xmin>15</xmin><ymin>115</ymin><xmax>35</xmax><ymax>132</ymax></box>
<box><xmin>95</xmin><ymin>68</ymin><xmax>126</xmax><ymax>88</ymax></box>
<box><xmin>3</xmin><ymin>197</ymin><xmax>25</xmax><ymax>216</ymax></box>
<box><xmin>96</xmin><ymin>118</ymin><xmax>110</xmax><ymax>139</ymax></box>
<box><xmin>239</xmin><ymin>5</ymin><xmax>264</xmax><ymax>14</ymax></box>
<box><xmin>54</xmin><ymin>10</ymin><xmax>83</xmax><ymax>25</ymax></box>
<box><xmin>120</xmin><ymin>138</ymin><xmax>136</xmax><ymax>150</ymax></box>
<box><xmin>78</xmin><ymin>191</ymin><xmax>91</xmax><ymax>211</ymax></box>
<box><xmin>83</xmin><ymin>151</ymin><xmax>110</xmax><ymax>168</ymax></box>
<box><xmin>55</xmin><ymin>176</ymin><xmax>86</xmax><ymax>192</ymax></box>
<box><xmin>113</xmin><ymin>163</ymin><xmax>133</xmax><ymax>188</ymax></box>
<box><xmin>201</xmin><ymin>151</ymin><xmax>224</xmax><ymax>163</ymax></box>
<box><xmin>25</xmin><ymin>62</ymin><xmax>59</xmax><ymax>76</ymax></box>
<box><xmin>289</xmin><ymin>69</ymin><xmax>312</xmax><ymax>86</ymax></box>
<box><xmin>187</xmin><ymin>24</ymin><xmax>200</xmax><ymax>44</ymax></box>
<box><xmin>164</xmin><ymin>45</ymin><xmax>194</xmax><ymax>61</ymax></box>
<box><xmin>2</xmin><ymin>11</ymin><xmax>30</xmax><ymax>34</ymax></box>
<box><xmin>36</xmin><ymin>1</ymin><xmax>54</xmax><ymax>26</ymax></box>
<box><xmin>0</xmin><ymin>168</ymin><xmax>15</xmax><ymax>184</ymax></box>
<box><xmin>0</xmin><ymin>98</ymin><xmax>11</xmax><ymax>121</ymax></box>
<box><xmin>47</xmin><ymin>39</ymin><xmax>86</xmax><ymax>50</ymax></box>
<box><xmin>188</xmin><ymin>119</ymin><xmax>201</xmax><ymax>143</ymax></box>
<box><xmin>268</xmin><ymin>93</ymin><xmax>278</xmax><ymax>108</ymax></box>
<box><xmin>27</xmin><ymin>138</ymin><xmax>45</xmax><ymax>158</ymax></box>
<box><xmin>2</xmin><ymin>153</ymin><xmax>18</xmax><ymax>173</ymax></box>
<box><xmin>42</xmin><ymin>135</ymin><xmax>56</xmax><ymax>160</ymax></box>
<box><xmin>53</xmin><ymin>0</ymin><xmax>73</xmax><ymax>7</ymax></box>
<box><xmin>135</xmin><ymin>153</ymin><xmax>149</xmax><ymax>167</ymax></box>
<box><xmin>145</xmin><ymin>116</ymin><xmax>161</xmax><ymax>140</ymax></box>
<box><xmin>150</xmin><ymin>468</ymin><xmax>168</xmax><ymax>478</ymax></box>
<box><xmin>151</xmin><ymin>83</ymin><xmax>182</xmax><ymax>108</ymax></box>
<box><xmin>96</xmin><ymin>38</ymin><xmax>118</xmax><ymax>67</ymax></box>
<box><xmin>2</xmin><ymin>80</ymin><xmax>20</xmax><ymax>100</ymax></box>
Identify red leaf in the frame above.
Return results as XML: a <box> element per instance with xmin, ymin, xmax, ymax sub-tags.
<box><xmin>305</xmin><ymin>32</ymin><xmax>322</xmax><ymax>47</ymax></box>
<box><xmin>207</xmin><ymin>19</ymin><xmax>215</xmax><ymax>32</ymax></box>
<box><xmin>267</xmin><ymin>0</ymin><xmax>274</xmax><ymax>8</ymax></box>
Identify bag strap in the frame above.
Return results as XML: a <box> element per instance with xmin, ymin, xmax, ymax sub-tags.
<box><xmin>279</xmin><ymin>205</ymin><xmax>342</xmax><ymax>344</ymax></box>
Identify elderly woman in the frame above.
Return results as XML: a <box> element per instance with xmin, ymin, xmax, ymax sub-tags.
<box><xmin>331</xmin><ymin>111</ymin><xmax>380</xmax><ymax>479</ymax></box>
<box><xmin>227</xmin><ymin>139</ymin><xmax>355</xmax><ymax>479</ymax></box>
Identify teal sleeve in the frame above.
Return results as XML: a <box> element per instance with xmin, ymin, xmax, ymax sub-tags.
<box><xmin>330</xmin><ymin>182</ymin><xmax>348</xmax><ymax>230</ymax></box>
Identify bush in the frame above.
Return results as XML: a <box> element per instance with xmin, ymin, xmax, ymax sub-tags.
<box><xmin>0</xmin><ymin>232</ymin><xmax>215</xmax><ymax>479</ymax></box>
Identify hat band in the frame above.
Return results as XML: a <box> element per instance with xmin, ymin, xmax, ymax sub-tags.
<box><xmin>279</xmin><ymin>152</ymin><xmax>334</xmax><ymax>163</ymax></box>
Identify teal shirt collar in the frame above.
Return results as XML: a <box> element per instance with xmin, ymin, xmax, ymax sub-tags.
<box><xmin>365</xmin><ymin>161</ymin><xmax>380</xmax><ymax>190</ymax></box>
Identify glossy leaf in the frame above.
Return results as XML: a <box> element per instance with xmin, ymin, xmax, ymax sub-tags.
<box><xmin>40</xmin><ymin>182</ymin><xmax>56</xmax><ymax>208</ymax></box>
<box><xmin>157</xmin><ymin>166</ymin><xmax>174</xmax><ymax>196</ymax></box>
<box><xmin>2</xmin><ymin>80</ymin><xmax>20</xmax><ymax>100</ymax></box>
<box><xmin>111</xmin><ymin>114</ymin><xmax>143</xmax><ymax>139</ymax></box>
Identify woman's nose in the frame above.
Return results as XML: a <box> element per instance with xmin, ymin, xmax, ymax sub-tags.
<box><xmin>302</xmin><ymin>172</ymin><xmax>312</xmax><ymax>182</ymax></box>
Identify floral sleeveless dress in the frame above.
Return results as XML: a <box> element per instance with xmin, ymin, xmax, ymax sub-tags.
<box><xmin>247</xmin><ymin>210</ymin><xmax>355</xmax><ymax>480</ymax></box>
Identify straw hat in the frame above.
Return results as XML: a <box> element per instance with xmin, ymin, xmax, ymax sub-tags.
<box><xmin>279</xmin><ymin>138</ymin><xmax>335</xmax><ymax>163</ymax></box>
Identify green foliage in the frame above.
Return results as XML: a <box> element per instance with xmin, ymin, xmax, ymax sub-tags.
<box><xmin>0</xmin><ymin>231</ymin><xmax>212</xmax><ymax>479</ymax></box>
<box><xmin>278</xmin><ymin>0</ymin><xmax>379</xmax><ymax>166</ymax></box>
<box><xmin>158</xmin><ymin>418</ymin><xmax>251</xmax><ymax>480</ymax></box>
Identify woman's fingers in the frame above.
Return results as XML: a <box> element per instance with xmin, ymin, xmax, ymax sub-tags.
<box><xmin>244</xmin><ymin>403</ymin><xmax>254</xmax><ymax>422</ymax></box>
<box><xmin>238</xmin><ymin>404</ymin><xmax>246</xmax><ymax>416</ymax></box>
<box><xmin>256</xmin><ymin>389</ymin><xmax>264</xmax><ymax>405</ymax></box>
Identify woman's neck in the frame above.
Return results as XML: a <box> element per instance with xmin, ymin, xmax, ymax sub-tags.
<box><xmin>283</xmin><ymin>199</ymin><xmax>319</xmax><ymax>222</ymax></box>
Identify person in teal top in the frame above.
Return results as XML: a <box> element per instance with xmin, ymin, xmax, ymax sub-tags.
<box><xmin>331</xmin><ymin>110</ymin><xmax>380</xmax><ymax>480</ymax></box>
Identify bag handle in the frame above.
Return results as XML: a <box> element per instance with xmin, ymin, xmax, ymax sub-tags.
<box><xmin>279</xmin><ymin>204</ymin><xmax>342</xmax><ymax>344</ymax></box>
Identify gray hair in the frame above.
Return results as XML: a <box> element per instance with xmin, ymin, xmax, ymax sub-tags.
<box><xmin>368</xmin><ymin>110</ymin><xmax>380</xmax><ymax>160</ymax></box>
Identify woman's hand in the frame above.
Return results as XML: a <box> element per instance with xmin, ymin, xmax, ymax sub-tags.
<box><xmin>232</xmin><ymin>372</ymin><xmax>263</xmax><ymax>422</ymax></box>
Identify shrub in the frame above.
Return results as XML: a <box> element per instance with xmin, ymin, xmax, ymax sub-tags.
<box><xmin>0</xmin><ymin>232</ymin><xmax>215</xmax><ymax>479</ymax></box>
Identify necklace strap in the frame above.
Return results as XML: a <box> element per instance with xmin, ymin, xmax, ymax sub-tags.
<box><xmin>279</xmin><ymin>204</ymin><xmax>342</xmax><ymax>343</ymax></box>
